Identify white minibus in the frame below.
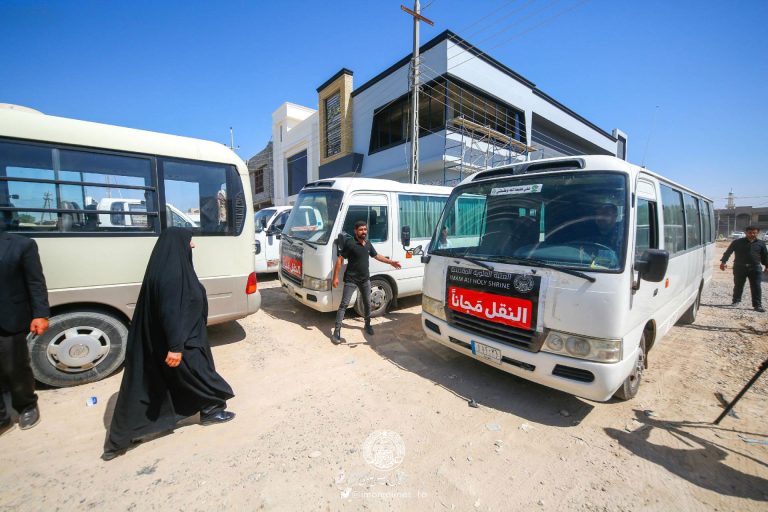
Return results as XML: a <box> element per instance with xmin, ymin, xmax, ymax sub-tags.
<box><xmin>0</xmin><ymin>106</ymin><xmax>260</xmax><ymax>387</ymax></box>
<box><xmin>278</xmin><ymin>178</ymin><xmax>450</xmax><ymax>316</ymax></box>
<box><xmin>254</xmin><ymin>205</ymin><xmax>291</xmax><ymax>273</ymax></box>
<box><xmin>418</xmin><ymin>155</ymin><xmax>714</xmax><ymax>401</ymax></box>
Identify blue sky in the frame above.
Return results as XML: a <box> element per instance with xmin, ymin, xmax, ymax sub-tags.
<box><xmin>2</xmin><ymin>0</ymin><xmax>766</xmax><ymax>208</ymax></box>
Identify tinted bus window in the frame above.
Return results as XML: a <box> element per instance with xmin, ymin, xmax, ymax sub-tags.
<box><xmin>683</xmin><ymin>194</ymin><xmax>701</xmax><ymax>248</ymax></box>
<box><xmin>1</xmin><ymin>141</ymin><xmax>156</xmax><ymax>233</ymax></box>
<box><xmin>635</xmin><ymin>199</ymin><xmax>658</xmax><ymax>259</ymax></box>
<box><xmin>161</xmin><ymin>159</ymin><xmax>244</xmax><ymax>236</ymax></box>
<box><xmin>660</xmin><ymin>185</ymin><xmax>685</xmax><ymax>254</ymax></box>
<box><xmin>701</xmin><ymin>200</ymin><xmax>712</xmax><ymax>243</ymax></box>
<box><xmin>342</xmin><ymin>205</ymin><xmax>389</xmax><ymax>243</ymax></box>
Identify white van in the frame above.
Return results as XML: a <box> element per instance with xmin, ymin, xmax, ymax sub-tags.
<box><xmin>94</xmin><ymin>198</ymin><xmax>198</xmax><ymax>229</ymax></box>
<box><xmin>278</xmin><ymin>178</ymin><xmax>451</xmax><ymax>315</ymax></box>
<box><xmin>419</xmin><ymin>155</ymin><xmax>715</xmax><ymax>401</ymax></box>
<box><xmin>254</xmin><ymin>206</ymin><xmax>292</xmax><ymax>273</ymax></box>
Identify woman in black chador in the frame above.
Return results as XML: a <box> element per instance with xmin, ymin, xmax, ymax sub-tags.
<box><xmin>102</xmin><ymin>228</ymin><xmax>234</xmax><ymax>461</ymax></box>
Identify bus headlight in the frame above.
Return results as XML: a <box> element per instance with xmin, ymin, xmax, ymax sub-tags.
<box><xmin>542</xmin><ymin>331</ymin><xmax>622</xmax><ymax>363</ymax></box>
<box><xmin>302</xmin><ymin>275</ymin><xmax>331</xmax><ymax>291</ymax></box>
<box><xmin>422</xmin><ymin>294</ymin><xmax>446</xmax><ymax>321</ymax></box>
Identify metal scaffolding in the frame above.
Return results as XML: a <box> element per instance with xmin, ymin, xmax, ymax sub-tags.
<box><xmin>442</xmin><ymin>116</ymin><xmax>535</xmax><ymax>185</ymax></box>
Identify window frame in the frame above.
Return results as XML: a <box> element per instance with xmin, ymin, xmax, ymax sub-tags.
<box><xmin>342</xmin><ymin>204</ymin><xmax>390</xmax><ymax>243</ymax></box>
<box><xmin>0</xmin><ymin>138</ymin><xmax>161</xmax><ymax>237</ymax></box>
<box><xmin>398</xmin><ymin>193</ymin><xmax>449</xmax><ymax>240</ymax></box>
<box><xmin>286</xmin><ymin>150</ymin><xmax>308</xmax><ymax>197</ymax></box>
<box><xmin>158</xmin><ymin>156</ymin><xmax>243</xmax><ymax>236</ymax></box>
<box><xmin>325</xmin><ymin>92</ymin><xmax>342</xmax><ymax>158</ymax></box>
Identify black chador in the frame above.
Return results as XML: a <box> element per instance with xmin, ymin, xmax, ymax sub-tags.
<box><xmin>103</xmin><ymin>228</ymin><xmax>234</xmax><ymax>460</ymax></box>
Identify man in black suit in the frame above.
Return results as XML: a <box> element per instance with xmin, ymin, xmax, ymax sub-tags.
<box><xmin>0</xmin><ymin>224</ymin><xmax>50</xmax><ymax>433</ymax></box>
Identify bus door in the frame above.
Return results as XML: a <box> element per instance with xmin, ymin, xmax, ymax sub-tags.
<box><xmin>630</xmin><ymin>178</ymin><xmax>662</xmax><ymax>324</ymax></box>
<box><xmin>340</xmin><ymin>193</ymin><xmax>391</xmax><ymax>279</ymax></box>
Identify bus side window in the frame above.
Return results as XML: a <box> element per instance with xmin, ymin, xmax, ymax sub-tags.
<box><xmin>635</xmin><ymin>199</ymin><xmax>658</xmax><ymax>259</ymax></box>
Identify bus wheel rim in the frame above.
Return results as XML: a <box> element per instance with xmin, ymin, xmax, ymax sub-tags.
<box><xmin>46</xmin><ymin>326</ymin><xmax>111</xmax><ymax>372</ymax></box>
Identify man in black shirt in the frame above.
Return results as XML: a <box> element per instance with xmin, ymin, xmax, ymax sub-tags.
<box><xmin>720</xmin><ymin>226</ymin><xmax>768</xmax><ymax>312</ymax></box>
<box><xmin>331</xmin><ymin>220</ymin><xmax>401</xmax><ymax>344</ymax></box>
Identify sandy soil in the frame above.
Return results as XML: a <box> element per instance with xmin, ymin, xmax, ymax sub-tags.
<box><xmin>1</xmin><ymin>242</ymin><xmax>766</xmax><ymax>511</ymax></box>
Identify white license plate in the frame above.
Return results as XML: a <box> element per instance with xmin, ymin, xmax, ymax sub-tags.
<box><xmin>471</xmin><ymin>341</ymin><xmax>502</xmax><ymax>364</ymax></box>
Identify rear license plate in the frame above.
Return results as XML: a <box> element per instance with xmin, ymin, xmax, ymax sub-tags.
<box><xmin>471</xmin><ymin>340</ymin><xmax>502</xmax><ymax>364</ymax></box>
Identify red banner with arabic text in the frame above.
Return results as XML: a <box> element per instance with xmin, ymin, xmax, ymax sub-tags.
<box><xmin>448</xmin><ymin>286</ymin><xmax>533</xmax><ymax>330</ymax></box>
<box><xmin>281</xmin><ymin>255</ymin><xmax>302</xmax><ymax>278</ymax></box>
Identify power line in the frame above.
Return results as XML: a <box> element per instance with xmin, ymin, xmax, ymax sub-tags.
<box><xmin>446</xmin><ymin>0</ymin><xmax>592</xmax><ymax>71</ymax></box>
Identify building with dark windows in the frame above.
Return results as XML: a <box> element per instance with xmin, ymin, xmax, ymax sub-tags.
<box><xmin>247</xmin><ymin>140</ymin><xmax>274</xmax><ymax>210</ymax></box>
<box><xmin>271</xmin><ymin>30</ymin><xmax>627</xmax><ymax>205</ymax></box>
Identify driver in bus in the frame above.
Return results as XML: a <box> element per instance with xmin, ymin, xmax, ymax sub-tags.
<box><xmin>590</xmin><ymin>203</ymin><xmax>621</xmax><ymax>250</ymax></box>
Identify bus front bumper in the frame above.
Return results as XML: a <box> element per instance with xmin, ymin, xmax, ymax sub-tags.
<box><xmin>279</xmin><ymin>274</ymin><xmax>336</xmax><ymax>313</ymax></box>
<box><xmin>421</xmin><ymin>313</ymin><xmax>636</xmax><ymax>402</ymax></box>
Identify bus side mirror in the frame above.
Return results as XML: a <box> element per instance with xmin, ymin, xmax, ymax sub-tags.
<box><xmin>635</xmin><ymin>249</ymin><xmax>669</xmax><ymax>283</ymax></box>
<box><xmin>401</xmin><ymin>226</ymin><xmax>411</xmax><ymax>247</ymax></box>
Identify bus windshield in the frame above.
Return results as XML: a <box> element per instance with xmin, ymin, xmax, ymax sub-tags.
<box><xmin>282</xmin><ymin>189</ymin><xmax>343</xmax><ymax>244</ymax></box>
<box><xmin>431</xmin><ymin>172</ymin><xmax>628</xmax><ymax>271</ymax></box>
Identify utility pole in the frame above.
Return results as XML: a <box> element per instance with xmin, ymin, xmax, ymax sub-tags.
<box><xmin>401</xmin><ymin>2</ymin><xmax>434</xmax><ymax>184</ymax></box>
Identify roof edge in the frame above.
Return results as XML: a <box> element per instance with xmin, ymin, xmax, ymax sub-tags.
<box><xmin>316</xmin><ymin>68</ymin><xmax>354</xmax><ymax>93</ymax></box>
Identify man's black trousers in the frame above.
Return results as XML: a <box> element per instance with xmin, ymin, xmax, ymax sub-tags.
<box><xmin>733</xmin><ymin>265</ymin><xmax>763</xmax><ymax>308</ymax></box>
<box><xmin>0</xmin><ymin>331</ymin><xmax>38</xmax><ymax>420</ymax></box>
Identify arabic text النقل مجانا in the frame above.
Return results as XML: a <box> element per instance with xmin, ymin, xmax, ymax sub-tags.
<box><xmin>449</xmin><ymin>289</ymin><xmax>528</xmax><ymax>324</ymax></box>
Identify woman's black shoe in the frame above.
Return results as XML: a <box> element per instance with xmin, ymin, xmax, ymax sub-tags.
<box><xmin>200</xmin><ymin>410</ymin><xmax>235</xmax><ymax>426</ymax></box>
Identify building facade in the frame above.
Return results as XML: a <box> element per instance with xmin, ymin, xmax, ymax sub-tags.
<box><xmin>271</xmin><ymin>30</ymin><xmax>627</xmax><ymax>205</ymax></box>
<box><xmin>714</xmin><ymin>206</ymin><xmax>768</xmax><ymax>237</ymax></box>
<box><xmin>247</xmin><ymin>140</ymin><xmax>274</xmax><ymax>210</ymax></box>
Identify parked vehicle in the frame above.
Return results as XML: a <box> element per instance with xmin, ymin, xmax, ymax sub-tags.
<box><xmin>278</xmin><ymin>178</ymin><xmax>451</xmax><ymax>316</ymax></box>
<box><xmin>94</xmin><ymin>198</ymin><xmax>198</xmax><ymax>229</ymax></box>
<box><xmin>0</xmin><ymin>106</ymin><xmax>260</xmax><ymax>387</ymax></box>
<box><xmin>417</xmin><ymin>155</ymin><xmax>715</xmax><ymax>401</ymax></box>
<box><xmin>254</xmin><ymin>206</ymin><xmax>291</xmax><ymax>273</ymax></box>
<box><xmin>729</xmin><ymin>231</ymin><xmax>745</xmax><ymax>239</ymax></box>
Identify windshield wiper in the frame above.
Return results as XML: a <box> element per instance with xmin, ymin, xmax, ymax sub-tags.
<box><xmin>451</xmin><ymin>252</ymin><xmax>495</xmax><ymax>271</ymax></box>
<box><xmin>282</xmin><ymin>232</ymin><xmax>318</xmax><ymax>250</ymax></box>
<box><xmin>502</xmin><ymin>256</ymin><xmax>596</xmax><ymax>283</ymax></box>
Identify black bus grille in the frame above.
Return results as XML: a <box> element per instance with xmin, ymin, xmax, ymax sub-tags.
<box><xmin>449</xmin><ymin>311</ymin><xmax>537</xmax><ymax>351</ymax></box>
<box><xmin>281</xmin><ymin>270</ymin><xmax>302</xmax><ymax>287</ymax></box>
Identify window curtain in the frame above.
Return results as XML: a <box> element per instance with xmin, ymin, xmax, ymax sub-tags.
<box><xmin>399</xmin><ymin>195</ymin><xmax>447</xmax><ymax>239</ymax></box>
<box><xmin>454</xmin><ymin>197</ymin><xmax>486</xmax><ymax>236</ymax></box>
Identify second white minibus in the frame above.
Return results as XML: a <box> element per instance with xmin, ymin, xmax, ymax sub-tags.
<box><xmin>419</xmin><ymin>155</ymin><xmax>714</xmax><ymax>401</ymax></box>
<box><xmin>278</xmin><ymin>178</ymin><xmax>451</xmax><ymax>316</ymax></box>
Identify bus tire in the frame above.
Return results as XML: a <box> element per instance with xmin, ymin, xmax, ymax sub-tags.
<box><xmin>355</xmin><ymin>278</ymin><xmax>393</xmax><ymax>318</ymax></box>
<box><xmin>613</xmin><ymin>334</ymin><xmax>645</xmax><ymax>401</ymax></box>
<box><xmin>28</xmin><ymin>311</ymin><xmax>128</xmax><ymax>388</ymax></box>
<box><xmin>678</xmin><ymin>289</ymin><xmax>701</xmax><ymax>325</ymax></box>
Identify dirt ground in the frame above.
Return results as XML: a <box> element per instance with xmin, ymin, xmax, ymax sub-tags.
<box><xmin>1</xmin><ymin>242</ymin><xmax>766</xmax><ymax>511</ymax></box>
